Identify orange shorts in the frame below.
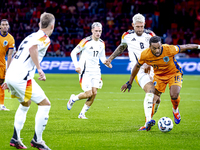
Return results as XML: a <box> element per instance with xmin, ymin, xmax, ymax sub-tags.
<box><xmin>153</xmin><ymin>72</ymin><xmax>183</xmax><ymax>93</ymax></box>
<box><xmin>0</xmin><ymin>66</ymin><xmax>6</xmax><ymax>79</ymax></box>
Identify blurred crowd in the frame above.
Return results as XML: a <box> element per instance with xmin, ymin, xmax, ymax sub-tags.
<box><xmin>0</xmin><ymin>0</ymin><xmax>200</xmax><ymax>57</ymax></box>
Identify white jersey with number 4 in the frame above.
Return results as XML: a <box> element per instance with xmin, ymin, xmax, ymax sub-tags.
<box><xmin>71</xmin><ymin>35</ymin><xmax>106</xmax><ymax>74</ymax></box>
<box><xmin>6</xmin><ymin>30</ymin><xmax>51</xmax><ymax>81</ymax></box>
<box><xmin>121</xmin><ymin>29</ymin><xmax>155</xmax><ymax>68</ymax></box>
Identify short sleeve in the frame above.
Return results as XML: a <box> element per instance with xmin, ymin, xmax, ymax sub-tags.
<box><xmin>169</xmin><ymin>45</ymin><xmax>180</xmax><ymax>56</ymax></box>
<box><xmin>9</xmin><ymin>36</ymin><xmax>15</xmax><ymax>50</ymax></box>
<box><xmin>121</xmin><ymin>32</ymin><xmax>128</xmax><ymax>45</ymax></box>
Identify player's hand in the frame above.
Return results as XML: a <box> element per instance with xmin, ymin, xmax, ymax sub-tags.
<box><xmin>1</xmin><ymin>83</ymin><xmax>10</xmax><ymax>92</ymax></box>
<box><xmin>38</xmin><ymin>69</ymin><xmax>46</xmax><ymax>81</ymax></box>
<box><xmin>143</xmin><ymin>64</ymin><xmax>151</xmax><ymax>74</ymax></box>
<box><xmin>104</xmin><ymin>59</ymin><xmax>112</xmax><ymax>68</ymax></box>
<box><xmin>121</xmin><ymin>83</ymin><xmax>128</xmax><ymax>92</ymax></box>
<box><xmin>121</xmin><ymin>81</ymin><xmax>132</xmax><ymax>93</ymax></box>
<box><xmin>75</xmin><ymin>67</ymin><xmax>81</xmax><ymax>74</ymax></box>
<box><xmin>103</xmin><ymin>60</ymin><xmax>112</xmax><ymax>68</ymax></box>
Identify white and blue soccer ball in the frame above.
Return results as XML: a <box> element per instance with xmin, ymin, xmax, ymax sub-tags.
<box><xmin>158</xmin><ymin>117</ymin><xmax>173</xmax><ymax>132</ymax></box>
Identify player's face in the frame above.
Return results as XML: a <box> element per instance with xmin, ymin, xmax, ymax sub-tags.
<box><xmin>0</xmin><ymin>21</ymin><xmax>9</xmax><ymax>34</ymax></box>
<box><xmin>92</xmin><ymin>26</ymin><xmax>102</xmax><ymax>41</ymax></box>
<box><xmin>132</xmin><ymin>22</ymin><xmax>145</xmax><ymax>36</ymax></box>
<box><xmin>150</xmin><ymin>42</ymin><xmax>162</xmax><ymax>57</ymax></box>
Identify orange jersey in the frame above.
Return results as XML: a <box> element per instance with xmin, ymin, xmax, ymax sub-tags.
<box><xmin>138</xmin><ymin>44</ymin><xmax>182</xmax><ymax>80</ymax></box>
<box><xmin>0</xmin><ymin>32</ymin><xmax>15</xmax><ymax>66</ymax></box>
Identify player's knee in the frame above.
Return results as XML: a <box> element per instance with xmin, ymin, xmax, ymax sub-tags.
<box><xmin>86</xmin><ymin>91</ymin><xmax>93</xmax><ymax>97</ymax></box>
<box><xmin>171</xmin><ymin>93</ymin><xmax>179</xmax><ymax>100</ymax></box>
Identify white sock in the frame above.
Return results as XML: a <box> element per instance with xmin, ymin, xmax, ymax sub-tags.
<box><xmin>35</xmin><ymin>105</ymin><xmax>50</xmax><ymax>142</ymax></box>
<box><xmin>73</xmin><ymin>95</ymin><xmax>79</xmax><ymax>101</ymax></box>
<box><xmin>80</xmin><ymin>104</ymin><xmax>90</xmax><ymax>115</ymax></box>
<box><xmin>14</xmin><ymin>104</ymin><xmax>29</xmax><ymax>140</ymax></box>
<box><xmin>144</xmin><ymin>93</ymin><xmax>154</xmax><ymax>123</ymax></box>
<box><xmin>173</xmin><ymin>107</ymin><xmax>178</xmax><ymax>113</ymax></box>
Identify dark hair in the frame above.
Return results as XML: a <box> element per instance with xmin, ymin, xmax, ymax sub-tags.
<box><xmin>149</xmin><ymin>36</ymin><xmax>161</xmax><ymax>45</ymax></box>
<box><xmin>0</xmin><ymin>19</ymin><xmax>9</xmax><ymax>24</ymax></box>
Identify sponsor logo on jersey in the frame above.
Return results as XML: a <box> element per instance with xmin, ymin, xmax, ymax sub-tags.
<box><xmin>90</xmin><ymin>46</ymin><xmax>93</xmax><ymax>49</ymax></box>
<box><xmin>131</xmin><ymin>38</ymin><xmax>136</xmax><ymax>41</ymax></box>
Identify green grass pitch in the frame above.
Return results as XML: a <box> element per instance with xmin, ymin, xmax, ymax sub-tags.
<box><xmin>0</xmin><ymin>74</ymin><xmax>200</xmax><ymax>150</ymax></box>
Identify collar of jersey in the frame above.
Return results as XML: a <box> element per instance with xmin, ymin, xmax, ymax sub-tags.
<box><xmin>0</xmin><ymin>32</ymin><xmax>8</xmax><ymax>37</ymax></box>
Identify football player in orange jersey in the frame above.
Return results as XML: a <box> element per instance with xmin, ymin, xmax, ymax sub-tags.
<box><xmin>0</xmin><ymin>19</ymin><xmax>15</xmax><ymax>111</ymax></box>
<box><xmin>121</xmin><ymin>36</ymin><xmax>200</xmax><ymax>128</ymax></box>
<box><xmin>105</xmin><ymin>13</ymin><xmax>160</xmax><ymax>131</ymax></box>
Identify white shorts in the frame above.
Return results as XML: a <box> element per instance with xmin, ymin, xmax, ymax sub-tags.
<box><xmin>6</xmin><ymin>78</ymin><xmax>47</xmax><ymax>103</ymax></box>
<box><xmin>130</xmin><ymin>62</ymin><xmax>154</xmax><ymax>89</ymax></box>
<box><xmin>79</xmin><ymin>72</ymin><xmax>103</xmax><ymax>92</ymax></box>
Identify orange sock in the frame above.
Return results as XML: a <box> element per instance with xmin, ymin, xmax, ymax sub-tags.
<box><xmin>171</xmin><ymin>95</ymin><xmax>180</xmax><ymax>110</ymax></box>
<box><xmin>0</xmin><ymin>87</ymin><xmax>5</xmax><ymax>105</ymax></box>
<box><xmin>151</xmin><ymin>103</ymin><xmax>155</xmax><ymax>118</ymax></box>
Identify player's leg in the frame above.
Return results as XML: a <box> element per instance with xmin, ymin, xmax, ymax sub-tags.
<box><xmin>170</xmin><ymin>85</ymin><xmax>181</xmax><ymax>124</ymax></box>
<box><xmin>79</xmin><ymin>87</ymin><xmax>98</xmax><ymax>119</ymax></box>
<box><xmin>135</xmin><ymin>68</ymin><xmax>155</xmax><ymax>131</ymax></box>
<box><xmin>142</xmin><ymin>81</ymin><xmax>155</xmax><ymax>131</ymax></box>
<box><xmin>30</xmin><ymin>79</ymin><xmax>51</xmax><ymax>150</ymax></box>
<box><xmin>6</xmin><ymin>79</ymin><xmax>30</xmax><ymax>149</ymax></box>
<box><xmin>67</xmin><ymin>73</ymin><xmax>93</xmax><ymax>110</ymax></box>
<box><xmin>169</xmin><ymin>73</ymin><xmax>182</xmax><ymax>124</ymax></box>
<box><xmin>0</xmin><ymin>78</ymin><xmax>9</xmax><ymax>110</ymax></box>
<box><xmin>10</xmin><ymin>100</ymin><xmax>31</xmax><ymax>149</ymax></box>
<box><xmin>151</xmin><ymin>89</ymin><xmax>161</xmax><ymax>118</ymax></box>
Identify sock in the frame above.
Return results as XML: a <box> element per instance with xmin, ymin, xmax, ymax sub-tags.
<box><xmin>144</xmin><ymin>93</ymin><xmax>154</xmax><ymax>123</ymax></box>
<box><xmin>13</xmin><ymin>104</ymin><xmax>29</xmax><ymax>140</ymax></box>
<box><xmin>0</xmin><ymin>87</ymin><xmax>5</xmax><ymax>105</ymax></box>
<box><xmin>34</xmin><ymin>105</ymin><xmax>51</xmax><ymax>142</ymax></box>
<box><xmin>73</xmin><ymin>95</ymin><xmax>79</xmax><ymax>101</ymax></box>
<box><xmin>80</xmin><ymin>104</ymin><xmax>90</xmax><ymax>115</ymax></box>
<box><xmin>171</xmin><ymin>95</ymin><xmax>180</xmax><ymax>112</ymax></box>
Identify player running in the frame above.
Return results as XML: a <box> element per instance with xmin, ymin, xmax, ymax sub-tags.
<box><xmin>105</xmin><ymin>13</ymin><xmax>160</xmax><ymax>131</ymax></box>
<box><xmin>67</xmin><ymin>22</ymin><xmax>112</xmax><ymax>119</ymax></box>
<box><xmin>121</xmin><ymin>36</ymin><xmax>200</xmax><ymax>127</ymax></box>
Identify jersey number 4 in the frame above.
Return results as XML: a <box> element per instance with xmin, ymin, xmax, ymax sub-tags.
<box><xmin>14</xmin><ymin>41</ymin><xmax>28</xmax><ymax>59</ymax></box>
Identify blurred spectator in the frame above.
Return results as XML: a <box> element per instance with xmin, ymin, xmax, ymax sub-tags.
<box><xmin>0</xmin><ymin>0</ymin><xmax>199</xmax><ymax>57</ymax></box>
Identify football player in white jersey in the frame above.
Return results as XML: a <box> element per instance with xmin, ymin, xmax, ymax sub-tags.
<box><xmin>67</xmin><ymin>22</ymin><xmax>112</xmax><ymax>119</ymax></box>
<box><xmin>105</xmin><ymin>13</ymin><xmax>160</xmax><ymax>131</ymax></box>
<box><xmin>2</xmin><ymin>12</ymin><xmax>55</xmax><ymax>150</ymax></box>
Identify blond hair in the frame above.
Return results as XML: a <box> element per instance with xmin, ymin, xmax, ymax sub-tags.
<box><xmin>91</xmin><ymin>22</ymin><xmax>102</xmax><ymax>29</ymax></box>
<box><xmin>132</xmin><ymin>13</ymin><xmax>145</xmax><ymax>24</ymax></box>
<box><xmin>40</xmin><ymin>12</ymin><xmax>55</xmax><ymax>28</ymax></box>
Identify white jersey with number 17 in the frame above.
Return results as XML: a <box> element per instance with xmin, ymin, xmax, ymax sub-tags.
<box><xmin>71</xmin><ymin>35</ymin><xmax>106</xmax><ymax>74</ymax></box>
<box><xmin>6</xmin><ymin>30</ymin><xmax>50</xmax><ymax>81</ymax></box>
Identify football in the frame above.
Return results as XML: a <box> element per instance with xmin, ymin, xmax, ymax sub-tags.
<box><xmin>158</xmin><ymin>117</ymin><xmax>173</xmax><ymax>132</ymax></box>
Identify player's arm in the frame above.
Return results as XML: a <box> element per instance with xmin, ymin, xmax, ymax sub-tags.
<box><xmin>6</xmin><ymin>48</ymin><xmax>13</xmax><ymax>69</ymax></box>
<box><xmin>29</xmin><ymin>45</ymin><xmax>46</xmax><ymax>81</ymax></box>
<box><xmin>179</xmin><ymin>44</ymin><xmax>200</xmax><ymax>52</ymax></box>
<box><xmin>121</xmin><ymin>63</ymin><xmax>141</xmax><ymax>92</ymax></box>
<box><xmin>104</xmin><ymin>43</ymin><xmax>127</xmax><ymax>66</ymax></box>
<box><xmin>70</xmin><ymin>45</ymin><xmax>83</xmax><ymax>74</ymax></box>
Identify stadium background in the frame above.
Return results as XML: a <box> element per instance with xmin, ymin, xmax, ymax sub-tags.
<box><xmin>1</xmin><ymin>0</ymin><xmax>200</xmax><ymax>58</ymax></box>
